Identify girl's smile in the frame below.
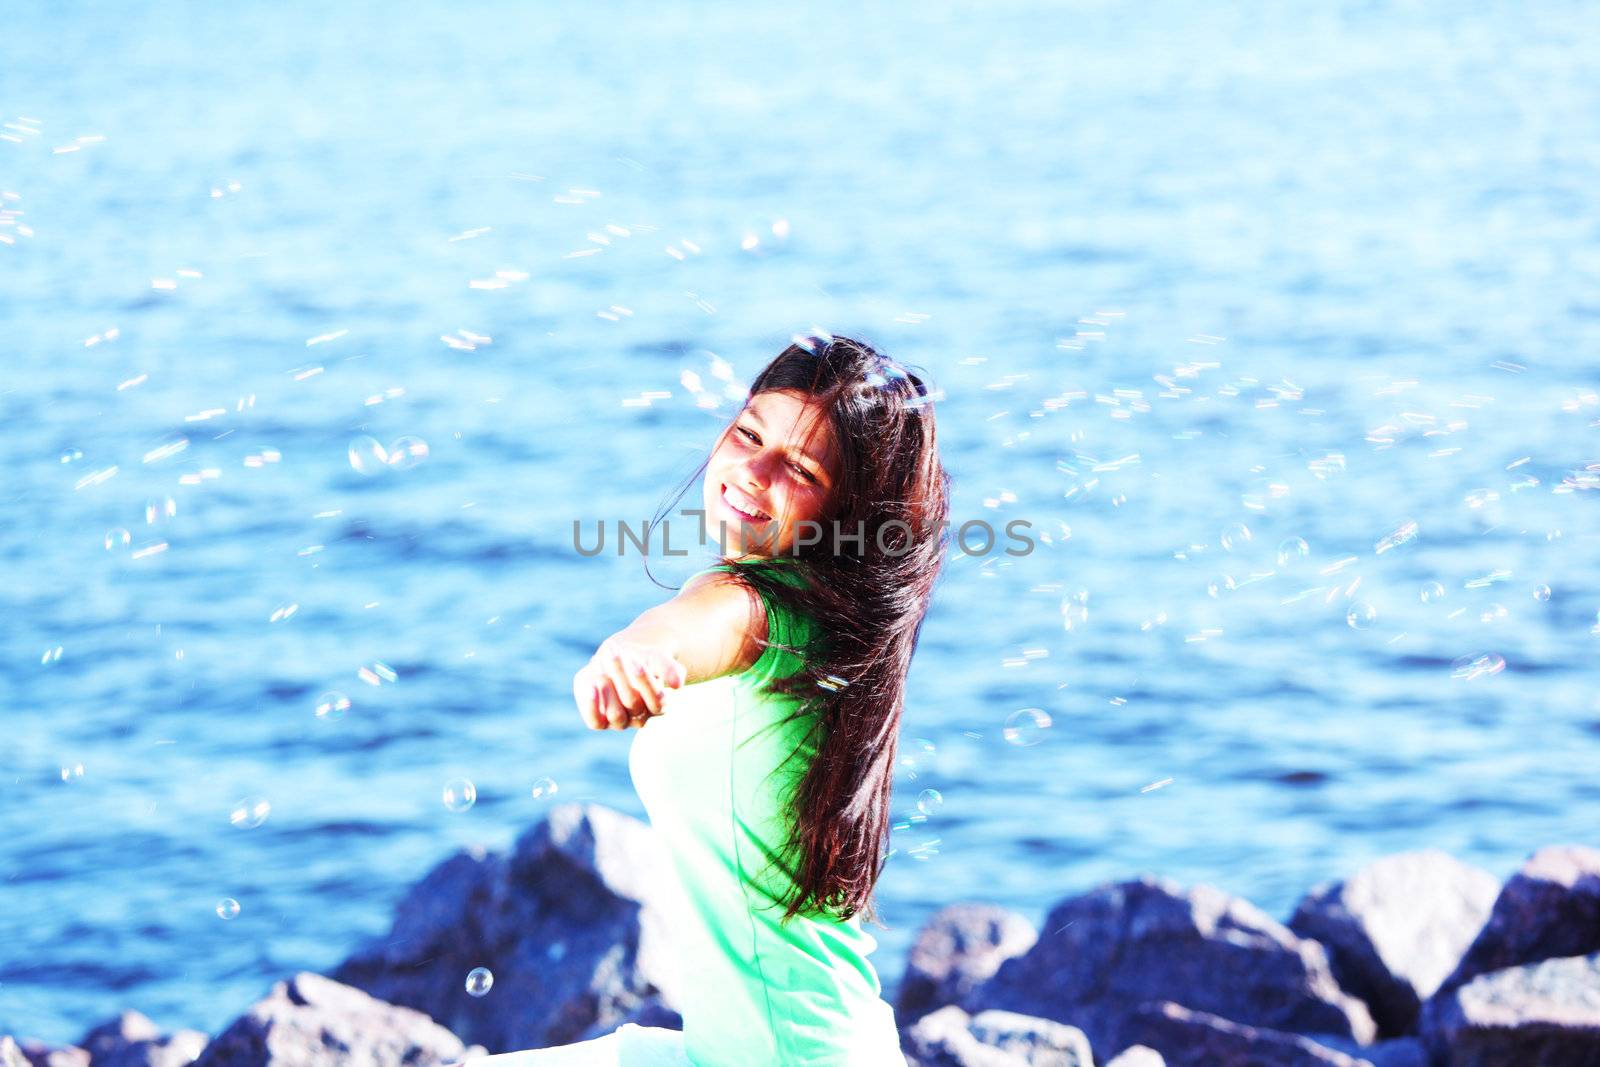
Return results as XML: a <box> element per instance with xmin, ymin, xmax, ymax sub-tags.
<box><xmin>704</xmin><ymin>388</ymin><xmax>839</xmax><ymax>558</ymax></box>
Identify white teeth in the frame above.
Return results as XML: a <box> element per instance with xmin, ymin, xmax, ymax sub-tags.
<box><xmin>724</xmin><ymin>486</ymin><xmax>769</xmax><ymax>520</ymax></box>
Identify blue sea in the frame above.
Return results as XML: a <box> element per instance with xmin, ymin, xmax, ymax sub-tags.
<box><xmin>3</xmin><ymin>0</ymin><xmax>1598</xmax><ymax>1045</ymax></box>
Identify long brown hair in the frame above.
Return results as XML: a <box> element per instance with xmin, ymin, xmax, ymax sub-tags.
<box><xmin>651</xmin><ymin>334</ymin><xmax>951</xmax><ymax>928</ymax></box>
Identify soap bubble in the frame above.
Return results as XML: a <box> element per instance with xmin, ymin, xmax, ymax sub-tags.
<box><xmin>60</xmin><ymin>762</ymin><xmax>85</xmax><ymax>782</ymax></box>
<box><xmin>1451</xmin><ymin>652</ymin><xmax>1506</xmax><ymax>680</ymax></box>
<box><xmin>1003</xmin><ymin>708</ymin><xmax>1052</xmax><ymax>746</ymax></box>
<box><xmin>465</xmin><ymin>967</ymin><xmax>494</xmax><ymax>997</ymax></box>
<box><xmin>144</xmin><ymin>496</ymin><xmax>177</xmax><ymax>525</ymax></box>
<box><xmin>314</xmin><ymin>691</ymin><xmax>350</xmax><ymax>722</ymax></box>
<box><xmin>1220</xmin><ymin>523</ymin><xmax>1252</xmax><ymax>552</ymax></box>
<box><xmin>1479</xmin><ymin>603</ymin><xmax>1508</xmax><ymax>624</ymax></box>
<box><xmin>104</xmin><ymin>527</ymin><xmax>132</xmax><ymax>553</ymax></box>
<box><xmin>1420</xmin><ymin>582</ymin><xmax>1447</xmax><ymax>604</ymax></box>
<box><xmin>1346</xmin><ymin>603</ymin><xmax>1377</xmax><ymax>629</ymax></box>
<box><xmin>59</xmin><ymin>447</ymin><xmax>84</xmax><ymax>464</ymax></box>
<box><xmin>386</xmin><ymin>435</ymin><xmax>429</xmax><ymax>471</ymax></box>
<box><xmin>348</xmin><ymin>435</ymin><xmax>390</xmax><ymax>475</ymax></box>
<box><xmin>1206</xmin><ymin>574</ymin><xmax>1236</xmax><ymax>599</ymax></box>
<box><xmin>916</xmin><ymin>788</ymin><xmax>943</xmax><ymax>816</ymax></box>
<box><xmin>1276</xmin><ymin>537</ymin><xmax>1310</xmax><ymax>568</ymax></box>
<box><xmin>530</xmin><ymin>776</ymin><xmax>558</xmax><ymax>801</ymax></box>
<box><xmin>1533</xmin><ymin>584</ymin><xmax>1552</xmax><ymax>602</ymax></box>
<box><xmin>897</xmin><ymin>737</ymin><xmax>937</xmax><ymax>778</ymax></box>
<box><xmin>216</xmin><ymin>898</ymin><xmax>241</xmax><ymax>920</ymax></box>
<box><xmin>442</xmin><ymin>778</ymin><xmax>477</xmax><ymax>812</ymax></box>
<box><xmin>229</xmin><ymin>797</ymin><xmax>271</xmax><ymax>829</ymax></box>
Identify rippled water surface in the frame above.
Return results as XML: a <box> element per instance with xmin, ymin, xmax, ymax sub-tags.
<box><xmin>4</xmin><ymin>0</ymin><xmax>1599</xmax><ymax>1044</ymax></box>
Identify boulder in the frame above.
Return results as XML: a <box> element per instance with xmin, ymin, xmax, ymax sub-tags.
<box><xmin>1301</xmin><ymin>1032</ymin><xmax>1429</xmax><ymax>1067</ymax></box>
<box><xmin>332</xmin><ymin>802</ymin><xmax>684</xmax><ymax>1052</ymax></box>
<box><xmin>963</xmin><ymin>876</ymin><xmax>1376</xmax><ymax>1060</ymax></box>
<box><xmin>897</xmin><ymin>904</ymin><xmax>1038</xmax><ymax>1026</ymax></box>
<box><xmin>1421</xmin><ymin>950</ymin><xmax>1600</xmax><ymax>1067</ymax></box>
<box><xmin>76</xmin><ymin>1011</ymin><xmax>206</xmax><ymax>1067</ymax></box>
<box><xmin>8</xmin><ymin>1036</ymin><xmax>90</xmax><ymax>1067</ymax></box>
<box><xmin>1104</xmin><ymin>1047</ymin><xmax>1165</xmax><ymax>1067</ymax></box>
<box><xmin>1109</xmin><ymin>1002</ymin><xmax>1371</xmax><ymax>1067</ymax></box>
<box><xmin>191</xmin><ymin>972</ymin><xmax>478</xmax><ymax>1067</ymax></box>
<box><xmin>1288</xmin><ymin>848</ymin><xmax>1499</xmax><ymax>1037</ymax></box>
<box><xmin>903</xmin><ymin>1005</ymin><xmax>1092</xmax><ymax>1067</ymax></box>
<box><xmin>1434</xmin><ymin>845</ymin><xmax>1600</xmax><ymax>999</ymax></box>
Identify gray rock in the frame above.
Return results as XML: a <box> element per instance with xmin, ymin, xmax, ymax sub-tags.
<box><xmin>1302</xmin><ymin>1032</ymin><xmax>1429</xmax><ymax>1067</ymax></box>
<box><xmin>332</xmin><ymin>802</ymin><xmax>684</xmax><ymax>1053</ymax></box>
<box><xmin>10</xmin><ymin>1036</ymin><xmax>90</xmax><ymax>1067</ymax></box>
<box><xmin>0</xmin><ymin>1037</ymin><xmax>30</xmax><ymax>1067</ymax></box>
<box><xmin>1104</xmin><ymin>1046</ymin><xmax>1165</xmax><ymax>1067</ymax></box>
<box><xmin>1110</xmin><ymin>1001</ymin><xmax>1371</xmax><ymax>1067</ymax></box>
<box><xmin>1289</xmin><ymin>848</ymin><xmax>1499</xmax><ymax>1038</ymax></box>
<box><xmin>1421</xmin><ymin>950</ymin><xmax>1600</xmax><ymax>1067</ymax></box>
<box><xmin>897</xmin><ymin>904</ymin><xmax>1038</xmax><ymax>1026</ymax></box>
<box><xmin>76</xmin><ymin>1011</ymin><xmax>205</xmax><ymax>1067</ymax></box>
<box><xmin>966</xmin><ymin>1010</ymin><xmax>1093</xmax><ymax>1066</ymax></box>
<box><xmin>192</xmin><ymin>972</ymin><xmax>477</xmax><ymax>1067</ymax></box>
<box><xmin>963</xmin><ymin>876</ymin><xmax>1376</xmax><ymax>1060</ymax></box>
<box><xmin>1434</xmin><ymin>844</ymin><xmax>1600</xmax><ymax>1000</ymax></box>
<box><xmin>904</xmin><ymin>1005</ymin><xmax>1090</xmax><ymax>1067</ymax></box>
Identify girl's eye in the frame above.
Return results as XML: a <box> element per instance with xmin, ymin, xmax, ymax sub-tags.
<box><xmin>792</xmin><ymin>463</ymin><xmax>816</xmax><ymax>483</ymax></box>
<box><xmin>738</xmin><ymin>427</ymin><xmax>759</xmax><ymax>443</ymax></box>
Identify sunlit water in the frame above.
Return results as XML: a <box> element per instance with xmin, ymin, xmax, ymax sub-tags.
<box><xmin>4</xmin><ymin>0</ymin><xmax>1599</xmax><ymax>1044</ymax></box>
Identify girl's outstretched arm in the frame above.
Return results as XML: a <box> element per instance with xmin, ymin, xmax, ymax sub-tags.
<box><xmin>572</xmin><ymin>569</ymin><xmax>767</xmax><ymax>730</ymax></box>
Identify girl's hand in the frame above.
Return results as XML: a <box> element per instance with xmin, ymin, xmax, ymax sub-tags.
<box><xmin>573</xmin><ymin>638</ymin><xmax>688</xmax><ymax>730</ymax></box>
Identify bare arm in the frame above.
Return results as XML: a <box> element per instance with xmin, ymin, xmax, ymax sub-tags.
<box><xmin>573</xmin><ymin>569</ymin><xmax>768</xmax><ymax>729</ymax></box>
<box><xmin>616</xmin><ymin>569</ymin><xmax>766</xmax><ymax>684</ymax></box>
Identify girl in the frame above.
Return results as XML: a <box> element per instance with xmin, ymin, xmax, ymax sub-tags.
<box><xmin>462</xmin><ymin>334</ymin><xmax>949</xmax><ymax>1066</ymax></box>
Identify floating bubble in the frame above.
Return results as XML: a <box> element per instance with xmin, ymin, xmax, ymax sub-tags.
<box><xmin>442</xmin><ymin>779</ymin><xmax>477</xmax><ymax>812</ymax></box>
<box><xmin>902</xmin><ymin>735</ymin><xmax>934</xmax><ymax>777</ymax></box>
<box><xmin>1003</xmin><ymin>708</ymin><xmax>1052</xmax><ymax>746</ymax></box>
<box><xmin>229</xmin><ymin>796</ymin><xmax>271</xmax><ymax>829</ymax></box>
<box><xmin>916</xmin><ymin>788</ymin><xmax>943</xmax><ymax>816</ymax></box>
<box><xmin>60</xmin><ymin>762</ymin><xmax>85</xmax><ymax>782</ymax></box>
<box><xmin>145</xmin><ymin>496</ymin><xmax>177</xmax><ymax>525</ymax></box>
<box><xmin>1533</xmin><ymin>584</ymin><xmax>1552</xmax><ymax>602</ymax></box>
<box><xmin>465</xmin><ymin>967</ymin><xmax>494</xmax><ymax>997</ymax></box>
<box><xmin>104</xmin><ymin>527</ymin><xmax>132</xmax><ymax>553</ymax></box>
<box><xmin>348</xmin><ymin>435</ymin><xmax>390</xmax><ymax>475</ymax></box>
<box><xmin>386</xmin><ymin>435</ymin><xmax>429</xmax><ymax>471</ymax></box>
<box><xmin>216</xmin><ymin>898</ymin><xmax>241</xmax><ymax>920</ymax></box>
<box><xmin>1206</xmin><ymin>574</ymin><xmax>1236</xmax><ymax>599</ymax></box>
<box><xmin>1451</xmin><ymin>652</ymin><xmax>1506</xmax><ymax>680</ymax></box>
<box><xmin>1346</xmin><ymin>603</ymin><xmax>1377</xmax><ymax>629</ymax></box>
<box><xmin>357</xmin><ymin>661</ymin><xmax>398</xmax><ymax>686</ymax></box>
<box><xmin>1419</xmin><ymin>582</ymin><xmax>1447</xmax><ymax>604</ymax></box>
<box><xmin>1220</xmin><ymin>523</ymin><xmax>1252</xmax><ymax>552</ymax></box>
<box><xmin>1276</xmin><ymin>538</ymin><xmax>1310</xmax><ymax>567</ymax></box>
<box><xmin>529</xmin><ymin>776</ymin><xmax>558</xmax><ymax>801</ymax></box>
<box><xmin>1374</xmin><ymin>519</ymin><xmax>1419</xmax><ymax>554</ymax></box>
<box><xmin>59</xmin><ymin>448</ymin><xmax>84</xmax><ymax>464</ymax></box>
<box><xmin>1479</xmin><ymin>603</ymin><xmax>1508</xmax><ymax>624</ymax></box>
<box><xmin>314</xmin><ymin>691</ymin><xmax>350</xmax><ymax>721</ymax></box>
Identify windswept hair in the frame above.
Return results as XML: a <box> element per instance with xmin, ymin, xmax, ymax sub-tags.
<box><xmin>650</xmin><ymin>334</ymin><xmax>951</xmax><ymax>928</ymax></box>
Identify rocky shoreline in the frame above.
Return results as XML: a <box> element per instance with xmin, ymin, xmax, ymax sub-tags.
<box><xmin>5</xmin><ymin>803</ymin><xmax>1598</xmax><ymax>1066</ymax></box>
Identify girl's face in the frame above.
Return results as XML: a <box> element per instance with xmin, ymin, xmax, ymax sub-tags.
<box><xmin>703</xmin><ymin>388</ymin><xmax>840</xmax><ymax>560</ymax></box>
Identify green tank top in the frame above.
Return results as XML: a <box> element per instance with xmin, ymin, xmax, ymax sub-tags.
<box><xmin>628</xmin><ymin>557</ymin><xmax>907</xmax><ymax>1065</ymax></box>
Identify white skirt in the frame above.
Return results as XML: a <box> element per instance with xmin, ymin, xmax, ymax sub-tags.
<box><xmin>460</xmin><ymin>1023</ymin><xmax>692</xmax><ymax>1067</ymax></box>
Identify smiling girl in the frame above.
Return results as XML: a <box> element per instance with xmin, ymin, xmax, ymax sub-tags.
<box><xmin>461</xmin><ymin>334</ymin><xmax>949</xmax><ymax>1066</ymax></box>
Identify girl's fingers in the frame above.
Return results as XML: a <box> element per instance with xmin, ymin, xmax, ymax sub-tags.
<box><xmin>600</xmin><ymin>651</ymin><xmax>653</xmax><ymax>717</ymax></box>
<box><xmin>596</xmin><ymin>677</ymin><xmax>627</xmax><ymax>729</ymax></box>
